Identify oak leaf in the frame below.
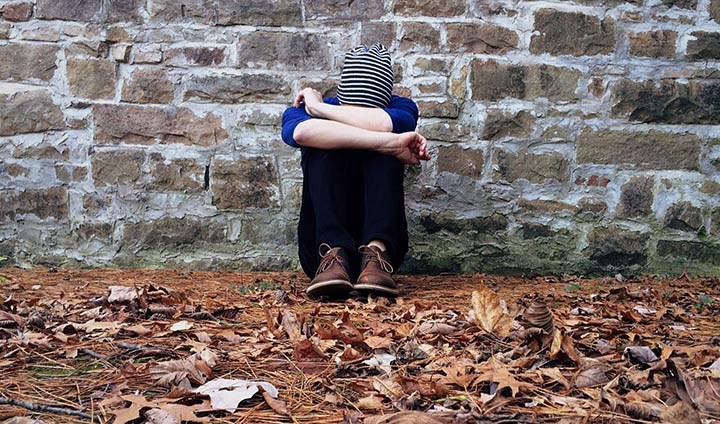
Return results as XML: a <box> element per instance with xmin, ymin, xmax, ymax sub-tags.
<box><xmin>471</xmin><ymin>286</ymin><xmax>512</xmax><ymax>338</ymax></box>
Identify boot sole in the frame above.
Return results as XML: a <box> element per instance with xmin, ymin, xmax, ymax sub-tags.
<box><xmin>306</xmin><ymin>279</ymin><xmax>354</xmax><ymax>298</ymax></box>
<box><xmin>353</xmin><ymin>283</ymin><xmax>399</xmax><ymax>297</ymax></box>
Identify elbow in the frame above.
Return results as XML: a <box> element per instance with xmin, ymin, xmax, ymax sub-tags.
<box><xmin>381</xmin><ymin>119</ymin><xmax>393</xmax><ymax>133</ymax></box>
<box><xmin>292</xmin><ymin>125</ymin><xmax>309</xmax><ymax>146</ymax></box>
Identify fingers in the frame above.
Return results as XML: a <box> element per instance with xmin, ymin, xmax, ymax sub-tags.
<box><xmin>293</xmin><ymin>92</ymin><xmax>305</xmax><ymax>108</ymax></box>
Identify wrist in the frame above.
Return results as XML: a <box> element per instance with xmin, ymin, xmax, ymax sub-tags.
<box><xmin>306</xmin><ymin>101</ymin><xmax>325</xmax><ymax>118</ymax></box>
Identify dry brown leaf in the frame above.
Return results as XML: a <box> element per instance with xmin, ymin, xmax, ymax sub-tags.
<box><xmin>144</xmin><ymin>408</ymin><xmax>180</xmax><ymax>424</ymax></box>
<box><xmin>262</xmin><ymin>391</ymin><xmax>290</xmax><ymax>416</ymax></box>
<box><xmin>281</xmin><ymin>309</ymin><xmax>303</xmax><ymax>343</ymax></box>
<box><xmin>623</xmin><ymin>346</ymin><xmax>658</xmax><ymax>365</ymax></box>
<box><xmin>660</xmin><ymin>401</ymin><xmax>702</xmax><ymax>424</ymax></box>
<box><xmin>108</xmin><ymin>286</ymin><xmax>138</xmax><ymax>303</ymax></box>
<box><xmin>356</xmin><ymin>394</ymin><xmax>384</xmax><ymax>410</ymax></box>
<box><xmin>364</xmin><ymin>335</ymin><xmax>392</xmax><ymax>350</ymax></box>
<box><xmin>364</xmin><ymin>411</ymin><xmax>448</xmax><ymax>424</ymax></box>
<box><xmin>150</xmin><ymin>350</ymin><xmax>217</xmax><ymax>390</ymax></box>
<box><xmin>523</xmin><ymin>298</ymin><xmax>554</xmax><ymax>333</ymax></box>
<box><xmin>471</xmin><ymin>286</ymin><xmax>512</xmax><ymax>337</ymax></box>
<box><xmin>473</xmin><ymin>359</ymin><xmax>526</xmax><ymax>396</ymax></box>
<box><xmin>575</xmin><ymin>366</ymin><xmax>609</xmax><ymax>388</ymax></box>
<box><xmin>418</xmin><ymin>322</ymin><xmax>456</xmax><ymax>336</ymax></box>
<box><xmin>549</xmin><ymin>328</ymin><xmax>562</xmax><ymax>360</ymax></box>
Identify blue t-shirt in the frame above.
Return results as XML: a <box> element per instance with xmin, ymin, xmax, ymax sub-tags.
<box><xmin>281</xmin><ymin>96</ymin><xmax>419</xmax><ymax>148</ymax></box>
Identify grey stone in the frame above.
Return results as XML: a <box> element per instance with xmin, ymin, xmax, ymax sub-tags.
<box><xmin>494</xmin><ymin>150</ymin><xmax>569</xmax><ymax>183</ymax></box>
<box><xmin>664</xmin><ymin>201</ymin><xmax>704</xmax><ymax>232</ymax></box>
<box><xmin>619</xmin><ymin>176</ymin><xmax>654</xmax><ymax>218</ymax></box>
<box><xmin>446</xmin><ymin>23</ymin><xmax>518</xmax><ymax>54</ymax></box>
<box><xmin>419</xmin><ymin>211</ymin><xmax>508</xmax><ymax>234</ymax></box>
<box><xmin>394</xmin><ymin>0</ymin><xmax>465</xmax><ymax>16</ymax></box>
<box><xmin>661</xmin><ymin>0</ymin><xmax>697</xmax><ymax>9</ymax></box>
<box><xmin>91</xmin><ymin>150</ymin><xmax>144</xmax><ymax>186</ymax></box>
<box><xmin>121</xmin><ymin>69</ymin><xmax>175</xmax><ymax>104</ymax></box>
<box><xmin>305</xmin><ymin>0</ymin><xmax>384</xmax><ymax>22</ymax></box>
<box><xmin>36</xmin><ymin>0</ymin><xmax>142</xmax><ymax>22</ymax></box>
<box><xmin>184</xmin><ymin>74</ymin><xmax>290</xmax><ymax>103</ymax></box>
<box><xmin>656</xmin><ymin>240</ymin><xmax>720</xmax><ymax>265</ymax></box>
<box><xmin>576</xmin><ymin>128</ymin><xmax>701</xmax><ymax>170</ymax></box>
<box><xmin>218</xmin><ymin>0</ymin><xmax>302</xmax><ymax>26</ymax></box>
<box><xmin>237</xmin><ymin>32</ymin><xmax>329</xmax><ymax>70</ymax></box>
<box><xmin>471</xmin><ymin>59</ymin><xmax>580</xmax><ymax>102</ymax></box>
<box><xmin>0</xmin><ymin>44</ymin><xmax>58</xmax><ymax>82</ymax></box>
<box><xmin>165</xmin><ymin>47</ymin><xmax>227</xmax><ymax>67</ymax></box>
<box><xmin>687</xmin><ymin>32</ymin><xmax>720</xmax><ymax>60</ymax></box>
<box><xmin>711</xmin><ymin>0</ymin><xmax>720</xmax><ymax>23</ymax></box>
<box><xmin>149</xmin><ymin>0</ymin><xmax>216</xmax><ymax>24</ymax></box>
<box><xmin>611</xmin><ymin>79</ymin><xmax>720</xmax><ymax>125</ymax></box>
<box><xmin>586</xmin><ymin>226</ymin><xmax>650</xmax><ymax>268</ymax></box>
<box><xmin>0</xmin><ymin>86</ymin><xmax>64</xmax><ymax>136</ymax></box>
<box><xmin>148</xmin><ymin>153</ymin><xmax>205</xmax><ymax>192</ymax></box>
<box><xmin>400</xmin><ymin>22</ymin><xmax>440</xmax><ymax>51</ymax></box>
<box><xmin>361</xmin><ymin>22</ymin><xmax>396</xmax><ymax>48</ymax></box>
<box><xmin>530</xmin><ymin>9</ymin><xmax>616</xmax><ymax>56</ymax></box>
<box><xmin>1</xmin><ymin>2</ymin><xmax>33</xmax><ymax>22</ymax></box>
<box><xmin>437</xmin><ymin>145</ymin><xmax>484</xmax><ymax>179</ymax></box>
<box><xmin>418</xmin><ymin>121</ymin><xmax>471</xmax><ymax>142</ymax></box>
<box><xmin>417</xmin><ymin>100</ymin><xmax>459</xmax><ymax>119</ymax></box>
<box><xmin>122</xmin><ymin>218</ymin><xmax>226</xmax><ymax>251</ymax></box>
<box><xmin>482</xmin><ymin>110</ymin><xmax>534</xmax><ymax>140</ymax></box>
<box><xmin>66</xmin><ymin>59</ymin><xmax>116</xmax><ymax>99</ymax></box>
<box><xmin>629</xmin><ymin>30</ymin><xmax>677</xmax><ymax>58</ymax></box>
<box><xmin>93</xmin><ymin>104</ymin><xmax>228</xmax><ymax>146</ymax></box>
<box><xmin>211</xmin><ymin>158</ymin><xmax>279</xmax><ymax>209</ymax></box>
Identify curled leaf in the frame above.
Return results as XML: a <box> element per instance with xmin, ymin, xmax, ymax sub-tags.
<box><xmin>523</xmin><ymin>298</ymin><xmax>554</xmax><ymax>333</ymax></box>
<box><xmin>623</xmin><ymin>346</ymin><xmax>659</xmax><ymax>365</ymax></box>
<box><xmin>575</xmin><ymin>366</ymin><xmax>609</xmax><ymax>388</ymax></box>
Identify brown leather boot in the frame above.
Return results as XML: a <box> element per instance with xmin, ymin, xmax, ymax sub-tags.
<box><xmin>307</xmin><ymin>243</ymin><xmax>353</xmax><ymax>298</ymax></box>
<box><xmin>354</xmin><ymin>245</ymin><xmax>398</xmax><ymax>296</ymax></box>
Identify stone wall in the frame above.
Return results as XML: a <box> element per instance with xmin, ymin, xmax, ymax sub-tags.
<box><xmin>1</xmin><ymin>0</ymin><xmax>719</xmax><ymax>276</ymax></box>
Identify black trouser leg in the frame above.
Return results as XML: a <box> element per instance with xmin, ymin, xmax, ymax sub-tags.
<box><xmin>359</xmin><ymin>151</ymin><xmax>408</xmax><ymax>269</ymax></box>
<box><xmin>297</xmin><ymin>148</ymin><xmax>362</xmax><ymax>278</ymax></box>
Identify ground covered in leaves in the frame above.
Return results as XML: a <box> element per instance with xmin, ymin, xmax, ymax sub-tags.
<box><xmin>0</xmin><ymin>268</ymin><xmax>719</xmax><ymax>424</ymax></box>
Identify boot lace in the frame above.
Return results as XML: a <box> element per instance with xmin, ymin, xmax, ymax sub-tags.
<box><xmin>359</xmin><ymin>245</ymin><xmax>394</xmax><ymax>273</ymax></box>
<box><xmin>316</xmin><ymin>243</ymin><xmax>345</xmax><ymax>275</ymax></box>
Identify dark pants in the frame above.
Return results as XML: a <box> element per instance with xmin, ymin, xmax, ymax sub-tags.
<box><xmin>298</xmin><ymin>147</ymin><xmax>408</xmax><ymax>279</ymax></box>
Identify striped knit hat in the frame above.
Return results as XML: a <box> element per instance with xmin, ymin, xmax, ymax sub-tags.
<box><xmin>337</xmin><ymin>43</ymin><xmax>394</xmax><ymax>109</ymax></box>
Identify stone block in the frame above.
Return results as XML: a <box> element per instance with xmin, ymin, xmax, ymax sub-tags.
<box><xmin>1</xmin><ymin>2</ymin><xmax>33</xmax><ymax>21</ymax></box>
<box><xmin>148</xmin><ymin>153</ymin><xmax>205</xmax><ymax>192</ymax></box>
<box><xmin>184</xmin><ymin>74</ymin><xmax>290</xmax><ymax>103</ymax></box>
<box><xmin>237</xmin><ymin>32</ymin><xmax>329</xmax><ymax>70</ymax></box>
<box><xmin>446</xmin><ymin>23</ymin><xmax>518</xmax><ymax>54</ymax></box>
<box><xmin>122</xmin><ymin>69</ymin><xmax>174</xmax><ymax>104</ymax></box>
<box><xmin>413</xmin><ymin>57</ymin><xmax>452</xmax><ymax>75</ymax></box>
<box><xmin>661</xmin><ymin>0</ymin><xmax>697</xmax><ymax>9</ymax></box>
<box><xmin>148</xmin><ymin>0</ymin><xmax>215</xmax><ymax>24</ymax></box>
<box><xmin>36</xmin><ymin>0</ymin><xmax>142</xmax><ymax>22</ymax></box>
<box><xmin>656</xmin><ymin>240</ymin><xmax>720</xmax><ymax>265</ymax></box>
<box><xmin>687</xmin><ymin>32</ymin><xmax>720</xmax><ymax>60</ymax></box>
<box><xmin>218</xmin><ymin>0</ymin><xmax>302</xmax><ymax>26</ymax></box>
<box><xmin>400</xmin><ymin>22</ymin><xmax>440</xmax><ymax>51</ymax></box>
<box><xmin>111</xmin><ymin>44</ymin><xmax>131</xmax><ymax>62</ymax></box>
<box><xmin>711</xmin><ymin>0</ymin><xmax>720</xmax><ymax>23</ymax></box>
<box><xmin>417</xmin><ymin>100</ymin><xmax>459</xmax><ymax>118</ymax></box>
<box><xmin>0</xmin><ymin>43</ymin><xmax>58</xmax><ymax>82</ymax></box>
<box><xmin>611</xmin><ymin>79</ymin><xmax>720</xmax><ymax>124</ymax></box>
<box><xmin>123</xmin><ymin>217</ymin><xmax>226</xmax><ymax>248</ymax></box>
<box><xmin>437</xmin><ymin>145</ymin><xmax>484</xmax><ymax>179</ymax></box>
<box><xmin>711</xmin><ymin>208</ymin><xmax>720</xmax><ymax>235</ymax></box>
<box><xmin>66</xmin><ymin>59</ymin><xmax>116</xmax><ymax>99</ymax></box>
<box><xmin>576</xmin><ymin>128</ymin><xmax>701</xmax><ymax>170</ymax></box>
<box><xmin>55</xmin><ymin>165</ymin><xmax>87</xmax><ymax>183</ymax></box>
<box><xmin>494</xmin><ymin>149</ymin><xmax>569</xmax><ymax>183</ymax></box>
<box><xmin>418</xmin><ymin>121</ymin><xmax>470</xmax><ymax>142</ymax></box>
<box><xmin>482</xmin><ymin>110</ymin><xmax>534</xmax><ymax>140</ymax></box>
<box><xmin>361</xmin><ymin>22</ymin><xmax>396</xmax><ymax>48</ymax></box>
<box><xmin>305</xmin><ymin>0</ymin><xmax>384</xmax><ymax>22</ymax></box>
<box><xmin>586</xmin><ymin>226</ymin><xmax>650</xmax><ymax>267</ymax></box>
<box><xmin>394</xmin><ymin>0</ymin><xmax>465</xmax><ymax>16</ymax></box>
<box><xmin>618</xmin><ymin>176</ymin><xmax>654</xmax><ymax>218</ymax></box>
<box><xmin>664</xmin><ymin>201</ymin><xmax>704</xmax><ymax>231</ymax></box>
<box><xmin>0</xmin><ymin>23</ymin><xmax>10</xmax><ymax>39</ymax></box>
<box><xmin>629</xmin><ymin>30</ymin><xmax>676</xmax><ymax>58</ymax></box>
<box><xmin>91</xmin><ymin>149</ymin><xmax>144</xmax><ymax>186</ymax></box>
<box><xmin>0</xmin><ymin>84</ymin><xmax>64</xmax><ymax>136</ymax></box>
<box><xmin>211</xmin><ymin>158</ymin><xmax>278</xmax><ymax>209</ymax></box>
<box><xmin>134</xmin><ymin>45</ymin><xmax>163</xmax><ymax>64</ymax></box>
<box><xmin>94</xmin><ymin>104</ymin><xmax>228</xmax><ymax>146</ymax></box>
<box><xmin>16</xmin><ymin>187</ymin><xmax>68</xmax><ymax>220</ymax></box>
<box><xmin>419</xmin><ymin>211</ymin><xmax>508</xmax><ymax>234</ymax></box>
<box><xmin>471</xmin><ymin>59</ymin><xmax>580</xmax><ymax>102</ymax></box>
<box><xmin>530</xmin><ymin>9</ymin><xmax>615</xmax><ymax>56</ymax></box>
<box><xmin>165</xmin><ymin>47</ymin><xmax>227</xmax><ymax>67</ymax></box>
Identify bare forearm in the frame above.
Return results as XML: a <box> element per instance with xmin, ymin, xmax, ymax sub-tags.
<box><xmin>308</xmin><ymin>103</ymin><xmax>393</xmax><ymax>132</ymax></box>
<box><xmin>293</xmin><ymin>119</ymin><xmax>397</xmax><ymax>154</ymax></box>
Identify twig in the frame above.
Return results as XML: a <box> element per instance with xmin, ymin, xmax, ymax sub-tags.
<box><xmin>0</xmin><ymin>396</ymin><xmax>97</xmax><ymax>421</ymax></box>
<box><xmin>115</xmin><ymin>342</ymin><xmax>179</xmax><ymax>359</ymax></box>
